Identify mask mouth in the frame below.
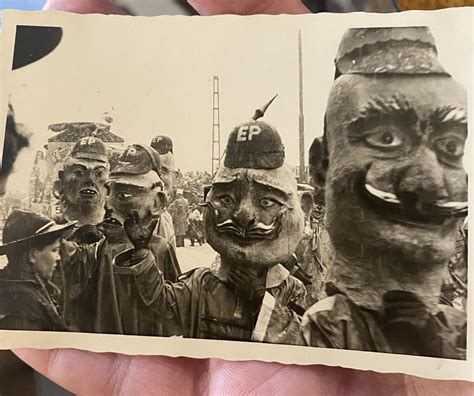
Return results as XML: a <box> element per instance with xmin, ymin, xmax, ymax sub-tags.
<box><xmin>102</xmin><ymin>209</ymin><xmax>123</xmax><ymax>227</ymax></box>
<box><xmin>362</xmin><ymin>180</ymin><xmax>467</xmax><ymax>226</ymax></box>
<box><xmin>207</xmin><ymin>203</ymin><xmax>286</xmax><ymax>242</ymax></box>
<box><xmin>79</xmin><ymin>187</ymin><xmax>98</xmax><ymax>197</ymax></box>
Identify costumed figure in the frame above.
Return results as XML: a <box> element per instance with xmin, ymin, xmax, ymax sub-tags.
<box><xmin>62</xmin><ymin>144</ymin><xmax>181</xmax><ymax>334</ymax></box>
<box><xmin>54</xmin><ymin>137</ymin><xmax>110</xmax><ymax>228</ymax></box>
<box><xmin>0</xmin><ymin>210</ymin><xmax>75</xmax><ymax>331</ymax></box>
<box><xmin>52</xmin><ymin>137</ymin><xmax>111</xmax><ymax>325</ymax></box>
<box><xmin>440</xmin><ymin>218</ymin><xmax>468</xmax><ymax>311</ymax></box>
<box><xmin>261</xmin><ymin>27</ymin><xmax>468</xmax><ymax>359</ymax></box>
<box><xmin>151</xmin><ymin>135</ymin><xmax>178</xmax><ymax>250</ymax></box>
<box><xmin>113</xmin><ymin>99</ymin><xmax>307</xmax><ymax>341</ymax></box>
<box><xmin>188</xmin><ymin>204</ymin><xmax>204</xmax><ymax>246</ymax></box>
<box><xmin>299</xmin><ymin>137</ymin><xmax>334</xmax><ymax>304</ymax></box>
<box><xmin>170</xmin><ymin>188</ymin><xmax>189</xmax><ymax>247</ymax></box>
<box><xmin>31</xmin><ymin>151</ymin><xmax>48</xmax><ymax>203</ymax></box>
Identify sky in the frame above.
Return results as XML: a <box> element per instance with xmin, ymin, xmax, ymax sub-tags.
<box><xmin>0</xmin><ymin>0</ymin><xmax>45</xmax><ymax>10</ymax></box>
<box><xmin>3</xmin><ymin>10</ymin><xmax>472</xmax><ymax>193</ymax></box>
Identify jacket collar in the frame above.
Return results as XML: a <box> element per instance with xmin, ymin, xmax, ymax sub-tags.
<box><xmin>212</xmin><ymin>255</ymin><xmax>289</xmax><ymax>289</ymax></box>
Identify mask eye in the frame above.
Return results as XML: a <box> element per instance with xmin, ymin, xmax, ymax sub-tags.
<box><xmin>218</xmin><ymin>195</ymin><xmax>234</xmax><ymax>206</ymax></box>
<box><xmin>74</xmin><ymin>169</ymin><xmax>85</xmax><ymax>177</ymax></box>
<box><xmin>364</xmin><ymin>129</ymin><xmax>404</xmax><ymax>150</ymax></box>
<box><xmin>434</xmin><ymin>135</ymin><xmax>465</xmax><ymax>160</ymax></box>
<box><xmin>260</xmin><ymin>198</ymin><xmax>278</xmax><ymax>208</ymax></box>
<box><xmin>117</xmin><ymin>192</ymin><xmax>133</xmax><ymax>199</ymax></box>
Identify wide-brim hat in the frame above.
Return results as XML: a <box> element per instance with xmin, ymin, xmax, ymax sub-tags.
<box><xmin>0</xmin><ymin>210</ymin><xmax>76</xmax><ymax>255</ymax></box>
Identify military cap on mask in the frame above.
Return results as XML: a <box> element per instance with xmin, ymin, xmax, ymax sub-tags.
<box><xmin>151</xmin><ymin>135</ymin><xmax>173</xmax><ymax>155</ymax></box>
<box><xmin>111</xmin><ymin>144</ymin><xmax>161</xmax><ymax>177</ymax></box>
<box><xmin>224</xmin><ymin>95</ymin><xmax>283</xmax><ymax>170</ymax></box>
<box><xmin>71</xmin><ymin>137</ymin><xmax>108</xmax><ymax>163</ymax></box>
<box><xmin>335</xmin><ymin>27</ymin><xmax>448</xmax><ymax>77</ymax></box>
<box><xmin>224</xmin><ymin>121</ymin><xmax>285</xmax><ymax>170</ymax></box>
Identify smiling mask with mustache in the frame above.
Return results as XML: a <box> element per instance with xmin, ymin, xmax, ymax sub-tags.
<box><xmin>317</xmin><ymin>27</ymin><xmax>468</xmax><ymax>311</ymax></box>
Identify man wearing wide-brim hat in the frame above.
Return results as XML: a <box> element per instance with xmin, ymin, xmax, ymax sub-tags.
<box><xmin>0</xmin><ymin>210</ymin><xmax>75</xmax><ymax>331</ymax></box>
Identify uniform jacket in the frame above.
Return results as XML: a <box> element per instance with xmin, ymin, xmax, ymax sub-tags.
<box><xmin>157</xmin><ymin>210</ymin><xmax>176</xmax><ymax>252</ymax></box>
<box><xmin>64</xmin><ymin>231</ymin><xmax>181</xmax><ymax>334</ymax></box>
<box><xmin>256</xmin><ymin>291</ymin><xmax>466</xmax><ymax>358</ymax></box>
<box><xmin>114</xmin><ymin>250</ymin><xmax>307</xmax><ymax>341</ymax></box>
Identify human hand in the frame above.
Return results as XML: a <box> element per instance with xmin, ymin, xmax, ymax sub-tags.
<box><xmin>43</xmin><ymin>0</ymin><xmax>310</xmax><ymax>15</ymax></box>
<box><xmin>16</xmin><ymin>1</ymin><xmax>472</xmax><ymax>394</ymax></box>
<box><xmin>13</xmin><ymin>348</ymin><xmax>474</xmax><ymax>394</ymax></box>
<box><xmin>124</xmin><ymin>210</ymin><xmax>158</xmax><ymax>253</ymax></box>
<box><xmin>228</xmin><ymin>267</ymin><xmax>267</xmax><ymax>304</ymax></box>
<box><xmin>70</xmin><ymin>224</ymin><xmax>104</xmax><ymax>244</ymax></box>
<box><xmin>383</xmin><ymin>290</ymin><xmax>454</xmax><ymax>358</ymax></box>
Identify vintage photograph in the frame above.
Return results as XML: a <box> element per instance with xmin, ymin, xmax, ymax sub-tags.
<box><xmin>0</xmin><ymin>9</ymin><xmax>471</xmax><ymax>380</ymax></box>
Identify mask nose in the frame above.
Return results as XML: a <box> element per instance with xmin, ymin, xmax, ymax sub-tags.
<box><xmin>232</xmin><ymin>204</ymin><xmax>257</xmax><ymax>229</ymax></box>
<box><xmin>396</xmin><ymin>148</ymin><xmax>449</xmax><ymax>209</ymax></box>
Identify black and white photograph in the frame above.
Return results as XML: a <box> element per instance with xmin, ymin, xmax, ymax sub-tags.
<box><xmin>0</xmin><ymin>8</ymin><xmax>472</xmax><ymax>381</ymax></box>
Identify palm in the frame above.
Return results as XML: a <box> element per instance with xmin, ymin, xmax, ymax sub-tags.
<box><xmin>15</xmin><ymin>1</ymin><xmax>471</xmax><ymax>394</ymax></box>
<box><xmin>14</xmin><ymin>349</ymin><xmax>474</xmax><ymax>394</ymax></box>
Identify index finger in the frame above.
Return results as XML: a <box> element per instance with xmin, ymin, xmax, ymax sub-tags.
<box><xmin>44</xmin><ymin>0</ymin><xmax>127</xmax><ymax>14</ymax></box>
<box><xmin>188</xmin><ymin>0</ymin><xmax>311</xmax><ymax>16</ymax></box>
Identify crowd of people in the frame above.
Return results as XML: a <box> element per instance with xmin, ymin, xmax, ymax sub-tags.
<box><xmin>0</xmin><ymin>26</ymin><xmax>468</xmax><ymax>360</ymax></box>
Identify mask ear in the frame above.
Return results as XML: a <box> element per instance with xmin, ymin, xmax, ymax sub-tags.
<box><xmin>154</xmin><ymin>190</ymin><xmax>167</xmax><ymax>214</ymax></box>
<box><xmin>203</xmin><ymin>185</ymin><xmax>212</xmax><ymax>202</ymax></box>
<box><xmin>52</xmin><ymin>175</ymin><xmax>64</xmax><ymax>199</ymax></box>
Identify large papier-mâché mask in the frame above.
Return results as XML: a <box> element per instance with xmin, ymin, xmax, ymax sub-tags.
<box><xmin>325</xmin><ymin>74</ymin><xmax>467</xmax><ymax>266</ymax></box>
<box><xmin>204</xmin><ymin>166</ymin><xmax>304</xmax><ymax>268</ymax></box>
<box><xmin>60</xmin><ymin>158</ymin><xmax>110</xmax><ymax>215</ymax></box>
<box><xmin>104</xmin><ymin>171</ymin><xmax>165</xmax><ymax>227</ymax></box>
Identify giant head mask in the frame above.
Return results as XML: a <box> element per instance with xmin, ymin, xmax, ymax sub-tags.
<box><xmin>104</xmin><ymin>144</ymin><xmax>165</xmax><ymax>235</ymax></box>
<box><xmin>57</xmin><ymin>137</ymin><xmax>110</xmax><ymax>226</ymax></box>
<box><xmin>204</xmin><ymin>117</ymin><xmax>304</xmax><ymax>268</ymax></box>
<box><xmin>151</xmin><ymin>135</ymin><xmax>177</xmax><ymax>198</ymax></box>
<box><xmin>320</xmin><ymin>27</ymin><xmax>468</xmax><ymax>310</ymax></box>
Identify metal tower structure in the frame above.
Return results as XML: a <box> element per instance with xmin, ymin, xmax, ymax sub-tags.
<box><xmin>212</xmin><ymin>76</ymin><xmax>221</xmax><ymax>175</ymax></box>
<box><xmin>298</xmin><ymin>30</ymin><xmax>307</xmax><ymax>183</ymax></box>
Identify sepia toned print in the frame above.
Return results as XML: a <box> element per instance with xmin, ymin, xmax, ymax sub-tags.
<box><xmin>0</xmin><ymin>9</ymin><xmax>472</xmax><ymax>381</ymax></box>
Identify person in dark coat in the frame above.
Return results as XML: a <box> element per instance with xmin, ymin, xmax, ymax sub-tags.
<box><xmin>63</xmin><ymin>144</ymin><xmax>181</xmax><ymax>335</ymax></box>
<box><xmin>258</xmin><ymin>27</ymin><xmax>468</xmax><ymax>359</ymax></box>
<box><xmin>114</xmin><ymin>115</ymin><xmax>307</xmax><ymax>341</ymax></box>
<box><xmin>150</xmin><ymin>135</ymin><xmax>178</xmax><ymax>251</ymax></box>
<box><xmin>0</xmin><ymin>210</ymin><xmax>75</xmax><ymax>331</ymax></box>
<box><xmin>170</xmin><ymin>188</ymin><xmax>189</xmax><ymax>247</ymax></box>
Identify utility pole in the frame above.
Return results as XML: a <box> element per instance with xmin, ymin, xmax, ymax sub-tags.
<box><xmin>212</xmin><ymin>76</ymin><xmax>221</xmax><ymax>175</ymax></box>
<box><xmin>298</xmin><ymin>30</ymin><xmax>306</xmax><ymax>183</ymax></box>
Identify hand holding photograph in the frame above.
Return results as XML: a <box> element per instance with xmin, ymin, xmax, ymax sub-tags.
<box><xmin>0</xmin><ymin>7</ymin><xmax>472</xmax><ymax>381</ymax></box>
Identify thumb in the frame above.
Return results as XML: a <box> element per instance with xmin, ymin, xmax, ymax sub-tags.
<box><xmin>44</xmin><ymin>0</ymin><xmax>128</xmax><ymax>14</ymax></box>
<box><xmin>188</xmin><ymin>0</ymin><xmax>310</xmax><ymax>16</ymax></box>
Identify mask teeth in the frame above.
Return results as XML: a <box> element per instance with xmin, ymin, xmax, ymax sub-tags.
<box><xmin>425</xmin><ymin>201</ymin><xmax>468</xmax><ymax>217</ymax></box>
<box><xmin>364</xmin><ymin>183</ymin><xmax>401</xmax><ymax>204</ymax></box>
